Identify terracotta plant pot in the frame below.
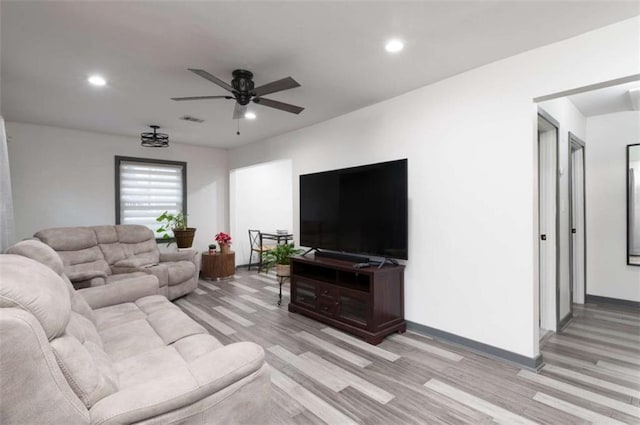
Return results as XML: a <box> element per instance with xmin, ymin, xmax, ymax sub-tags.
<box><xmin>173</xmin><ymin>228</ymin><xmax>196</xmax><ymax>249</ymax></box>
<box><xmin>276</xmin><ymin>264</ymin><xmax>291</xmax><ymax>277</ymax></box>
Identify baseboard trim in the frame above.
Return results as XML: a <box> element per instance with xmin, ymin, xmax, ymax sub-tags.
<box><xmin>586</xmin><ymin>295</ymin><xmax>640</xmax><ymax>310</ymax></box>
<box><xmin>558</xmin><ymin>313</ymin><xmax>573</xmax><ymax>331</ymax></box>
<box><xmin>406</xmin><ymin>321</ymin><xmax>543</xmax><ymax>371</ymax></box>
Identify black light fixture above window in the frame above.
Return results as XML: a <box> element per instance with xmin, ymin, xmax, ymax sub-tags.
<box><xmin>140</xmin><ymin>125</ymin><xmax>169</xmax><ymax>148</ymax></box>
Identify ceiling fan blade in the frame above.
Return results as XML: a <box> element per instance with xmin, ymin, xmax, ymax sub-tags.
<box><xmin>253</xmin><ymin>77</ymin><xmax>300</xmax><ymax>97</ymax></box>
<box><xmin>171</xmin><ymin>95</ymin><xmax>232</xmax><ymax>101</ymax></box>
<box><xmin>253</xmin><ymin>97</ymin><xmax>304</xmax><ymax>114</ymax></box>
<box><xmin>233</xmin><ymin>102</ymin><xmax>248</xmax><ymax>120</ymax></box>
<box><xmin>188</xmin><ymin>68</ymin><xmax>234</xmax><ymax>92</ymax></box>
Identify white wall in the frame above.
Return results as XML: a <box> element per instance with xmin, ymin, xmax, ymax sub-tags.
<box><xmin>229</xmin><ymin>18</ymin><xmax>640</xmax><ymax>359</ymax></box>
<box><xmin>229</xmin><ymin>159</ymin><xmax>293</xmax><ymax>265</ymax></box>
<box><xmin>6</xmin><ymin>122</ymin><xmax>228</xmax><ymax>253</ymax></box>
<box><xmin>586</xmin><ymin>111</ymin><xmax>640</xmax><ymax>302</ymax></box>
<box><xmin>538</xmin><ymin>98</ymin><xmax>587</xmax><ymax>321</ymax></box>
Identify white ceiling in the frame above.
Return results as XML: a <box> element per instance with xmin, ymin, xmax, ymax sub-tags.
<box><xmin>2</xmin><ymin>1</ymin><xmax>639</xmax><ymax>148</ymax></box>
<box><xmin>568</xmin><ymin>80</ymin><xmax>640</xmax><ymax>117</ymax></box>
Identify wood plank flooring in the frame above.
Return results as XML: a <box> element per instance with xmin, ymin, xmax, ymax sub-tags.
<box><xmin>177</xmin><ymin>271</ymin><xmax>640</xmax><ymax>424</ymax></box>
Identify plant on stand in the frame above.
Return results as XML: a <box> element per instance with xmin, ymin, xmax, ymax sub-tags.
<box><xmin>215</xmin><ymin>232</ymin><xmax>232</xmax><ymax>254</ymax></box>
<box><xmin>262</xmin><ymin>243</ymin><xmax>303</xmax><ymax>277</ymax></box>
<box><xmin>155</xmin><ymin>211</ymin><xmax>197</xmax><ymax>248</ymax></box>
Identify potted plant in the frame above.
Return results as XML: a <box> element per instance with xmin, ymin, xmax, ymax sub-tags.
<box><xmin>215</xmin><ymin>232</ymin><xmax>232</xmax><ymax>254</ymax></box>
<box><xmin>156</xmin><ymin>211</ymin><xmax>196</xmax><ymax>248</ymax></box>
<box><xmin>262</xmin><ymin>243</ymin><xmax>303</xmax><ymax>277</ymax></box>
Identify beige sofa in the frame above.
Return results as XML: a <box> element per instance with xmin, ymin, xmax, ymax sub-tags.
<box><xmin>34</xmin><ymin>224</ymin><xmax>201</xmax><ymax>300</ymax></box>
<box><xmin>0</xmin><ymin>240</ymin><xmax>270</xmax><ymax>424</ymax></box>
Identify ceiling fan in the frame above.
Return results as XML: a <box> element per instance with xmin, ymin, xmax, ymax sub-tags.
<box><xmin>172</xmin><ymin>68</ymin><xmax>304</xmax><ymax>119</ymax></box>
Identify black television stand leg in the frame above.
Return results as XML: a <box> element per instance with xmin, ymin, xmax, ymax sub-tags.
<box><xmin>302</xmin><ymin>247</ymin><xmax>318</xmax><ymax>256</ymax></box>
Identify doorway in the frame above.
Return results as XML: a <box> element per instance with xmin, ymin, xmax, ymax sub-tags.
<box><xmin>569</xmin><ymin>133</ymin><xmax>586</xmax><ymax>306</ymax></box>
<box><xmin>229</xmin><ymin>159</ymin><xmax>294</xmax><ymax>267</ymax></box>
<box><xmin>538</xmin><ymin>111</ymin><xmax>560</xmax><ymax>335</ymax></box>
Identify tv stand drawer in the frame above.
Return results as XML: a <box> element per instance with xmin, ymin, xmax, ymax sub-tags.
<box><xmin>318</xmin><ymin>299</ymin><xmax>337</xmax><ymax>317</ymax></box>
<box><xmin>318</xmin><ymin>284</ymin><xmax>336</xmax><ymax>300</ymax></box>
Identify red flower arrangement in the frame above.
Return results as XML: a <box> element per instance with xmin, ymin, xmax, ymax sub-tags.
<box><xmin>215</xmin><ymin>232</ymin><xmax>232</xmax><ymax>247</ymax></box>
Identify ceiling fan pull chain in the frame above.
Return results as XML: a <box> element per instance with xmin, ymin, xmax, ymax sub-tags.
<box><xmin>237</xmin><ymin>119</ymin><xmax>240</xmax><ymax>136</ymax></box>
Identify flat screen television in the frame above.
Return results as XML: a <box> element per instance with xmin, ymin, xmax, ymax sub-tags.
<box><xmin>300</xmin><ymin>159</ymin><xmax>408</xmax><ymax>260</ymax></box>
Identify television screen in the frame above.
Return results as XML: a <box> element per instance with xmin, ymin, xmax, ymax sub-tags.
<box><xmin>300</xmin><ymin>159</ymin><xmax>408</xmax><ymax>260</ymax></box>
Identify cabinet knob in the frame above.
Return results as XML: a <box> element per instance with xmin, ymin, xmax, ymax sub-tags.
<box><xmin>335</xmin><ymin>301</ymin><xmax>340</xmax><ymax>306</ymax></box>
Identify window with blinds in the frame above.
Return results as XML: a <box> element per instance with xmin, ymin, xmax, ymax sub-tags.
<box><xmin>115</xmin><ymin>157</ymin><xmax>187</xmax><ymax>238</ymax></box>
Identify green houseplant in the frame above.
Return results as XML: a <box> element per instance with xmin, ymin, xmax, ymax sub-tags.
<box><xmin>155</xmin><ymin>211</ymin><xmax>197</xmax><ymax>248</ymax></box>
<box><xmin>262</xmin><ymin>243</ymin><xmax>303</xmax><ymax>277</ymax></box>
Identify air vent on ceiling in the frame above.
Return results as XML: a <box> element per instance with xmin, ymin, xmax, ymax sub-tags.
<box><xmin>180</xmin><ymin>115</ymin><xmax>205</xmax><ymax>123</ymax></box>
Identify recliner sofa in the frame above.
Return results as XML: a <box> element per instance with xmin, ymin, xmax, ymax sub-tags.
<box><xmin>0</xmin><ymin>240</ymin><xmax>270</xmax><ymax>424</ymax></box>
<box><xmin>34</xmin><ymin>224</ymin><xmax>201</xmax><ymax>300</ymax></box>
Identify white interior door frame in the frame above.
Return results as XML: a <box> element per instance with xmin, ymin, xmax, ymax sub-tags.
<box><xmin>538</xmin><ymin>109</ymin><xmax>560</xmax><ymax>333</ymax></box>
<box><xmin>569</xmin><ymin>133</ymin><xmax>586</xmax><ymax>305</ymax></box>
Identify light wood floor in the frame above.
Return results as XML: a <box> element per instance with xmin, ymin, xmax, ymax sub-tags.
<box><xmin>177</xmin><ymin>271</ymin><xmax>640</xmax><ymax>424</ymax></box>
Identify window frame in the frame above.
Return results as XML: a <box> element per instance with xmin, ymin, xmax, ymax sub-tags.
<box><xmin>114</xmin><ymin>156</ymin><xmax>188</xmax><ymax>242</ymax></box>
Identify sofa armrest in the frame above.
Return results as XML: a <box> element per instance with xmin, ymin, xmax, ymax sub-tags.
<box><xmin>110</xmin><ymin>265</ymin><xmax>152</xmax><ymax>275</ymax></box>
<box><xmin>78</xmin><ymin>276</ymin><xmax>159</xmax><ymax>309</ymax></box>
<box><xmin>89</xmin><ymin>342</ymin><xmax>267</xmax><ymax>425</ymax></box>
<box><xmin>159</xmin><ymin>250</ymin><xmax>197</xmax><ymax>263</ymax></box>
<box><xmin>66</xmin><ymin>269</ymin><xmax>108</xmax><ymax>283</ymax></box>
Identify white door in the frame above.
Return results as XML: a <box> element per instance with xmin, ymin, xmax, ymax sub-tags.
<box><xmin>538</xmin><ymin>117</ymin><xmax>558</xmax><ymax>332</ymax></box>
<box><xmin>570</xmin><ymin>142</ymin><xmax>586</xmax><ymax>304</ymax></box>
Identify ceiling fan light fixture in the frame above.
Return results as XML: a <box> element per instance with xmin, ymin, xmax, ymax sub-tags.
<box><xmin>385</xmin><ymin>39</ymin><xmax>404</xmax><ymax>53</ymax></box>
<box><xmin>245</xmin><ymin>111</ymin><xmax>256</xmax><ymax>120</ymax></box>
<box><xmin>140</xmin><ymin>125</ymin><xmax>169</xmax><ymax>148</ymax></box>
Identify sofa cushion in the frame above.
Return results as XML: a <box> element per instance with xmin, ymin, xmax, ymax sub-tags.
<box><xmin>63</xmin><ymin>276</ymin><xmax>96</xmax><ymax>323</ymax></box>
<box><xmin>0</xmin><ymin>255</ymin><xmax>70</xmax><ymax>340</ymax></box>
<box><xmin>6</xmin><ymin>240</ymin><xmax>97</xmax><ymax>323</ymax></box>
<box><xmin>105</xmin><ymin>272</ymin><xmax>153</xmax><ymax>284</ymax></box>
<box><xmin>115</xmin><ymin>346</ymin><xmax>189</xmax><ymax>389</ymax></box>
<box><xmin>5</xmin><ymin>239</ymin><xmax>64</xmax><ymax>275</ymax></box>
<box><xmin>141</xmin><ymin>263</ymin><xmax>169</xmax><ymax>287</ymax></box>
<box><xmin>114</xmin><ymin>257</ymin><xmax>158</xmax><ymax>268</ymax></box>
<box><xmin>94</xmin><ymin>296</ymin><xmax>207</xmax><ymax>362</ymax></box>
<box><xmin>115</xmin><ymin>224</ymin><xmax>155</xmax><ymax>244</ymax></box>
<box><xmin>94</xmin><ymin>303</ymin><xmax>147</xmax><ymax>331</ymax></box>
<box><xmin>66</xmin><ymin>311</ymin><xmax>102</xmax><ymax>347</ymax></box>
<box><xmin>50</xmin><ymin>334</ymin><xmax>118</xmax><ymax>408</ymax></box>
<box><xmin>166</xmin><ymin>261</ymin><xmax>196</xmax><ymax>285</ymax></box>
<box><xmin>99</xmin><ymin>319</ymin><xmax>166</xmax><ymax>362</ymax></box>
<box><xmin>35</xmin><ymin>226</ymin><xmax>97</xmax><ymax>251</ymax></box>
<box><xmin>92</xmin><ymin>225</ymin><xmax>119</xmax><ymax>244</ymax></box>
<box><xmin>115</xmin><ymin>225</ymin><xmax>160</xmax><ymax>262</ymax></box>
<box><xmin>172</xmin><ymin>333</ymin><xmax>224</xmax><ymax>362</ymax></box>
<box><xmin>60</xmin><ymin>246</ymin><xmax>111</xmax><ymax>281</ymax></box>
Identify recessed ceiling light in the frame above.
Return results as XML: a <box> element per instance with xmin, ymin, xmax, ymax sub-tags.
<box><xmin>87</xmin><ymin>75</ymin><xmax>107</xmax><ymax>87</ymax></box>
<box><xmin>245</xmin><ymin>111</ymin><xmax>256</xmax><ymax>120</ymax></box>
<box><xmin>385</xmin><ymin>39</ymin><xmax>404</xmax><ymax>53</ymax></box>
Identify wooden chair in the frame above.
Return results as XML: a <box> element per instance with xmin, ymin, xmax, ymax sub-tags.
<box><xmin>248</xmin><ymin>230</ymin><xmax>274</xmax><ymax>273</ymax></box>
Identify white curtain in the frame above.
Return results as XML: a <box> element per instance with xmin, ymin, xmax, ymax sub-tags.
<box><xmin>0</xmin><ymin>117</ymin><xmax>15</xmax><ymax>251</ymax></box>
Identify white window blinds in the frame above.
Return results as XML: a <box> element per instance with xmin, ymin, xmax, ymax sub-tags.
<box><xmin>118</xmin><ymin>160</ymin><xmax>184</xmax><ymax>237</ymax></box>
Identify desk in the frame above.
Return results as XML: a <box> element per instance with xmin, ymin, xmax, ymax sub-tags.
<box><xmin>261</xmin><ymin>233</ymin><xmax>294</xmax><ymax>245</ymax></box>
<box><xmin>201</xmin><ymin>251</ymin><xmax>235</xmax><ymax>279</ymax></box>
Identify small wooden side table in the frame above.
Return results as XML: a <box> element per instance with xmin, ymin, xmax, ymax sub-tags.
<box><xmin>201</xmin><ymin>251</ymin><xmax>235</xmax><ymax>280</ymax></box>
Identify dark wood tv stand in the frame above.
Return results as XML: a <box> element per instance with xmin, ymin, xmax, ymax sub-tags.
<box><xmin>289</xmin><ymin>254</ymin><xmax>406</xmax><ymax>345</ymax></box>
